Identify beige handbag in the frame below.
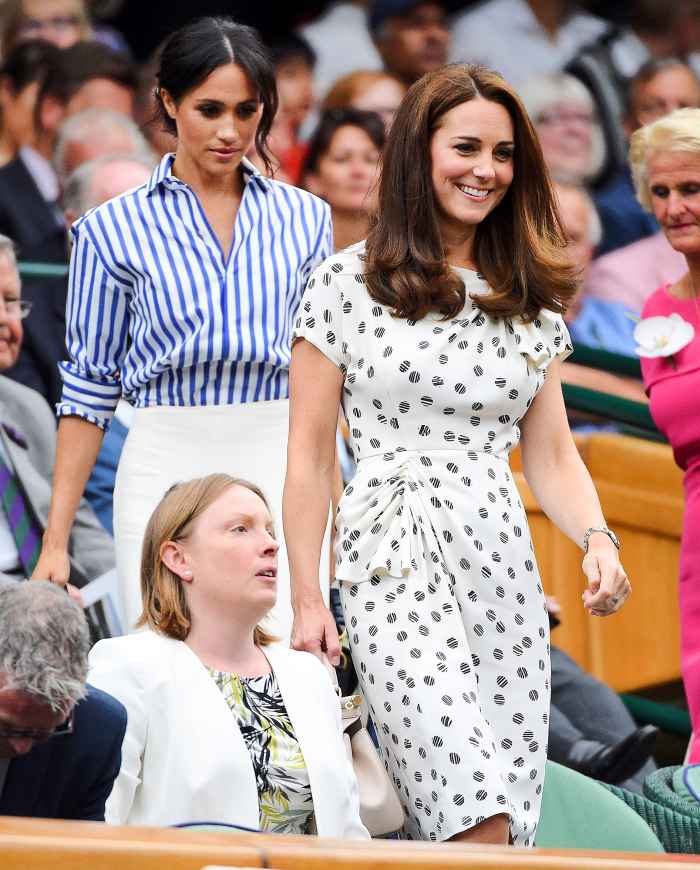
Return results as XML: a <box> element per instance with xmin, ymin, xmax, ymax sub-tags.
<box><xmin>328</xmin><ymin>665</ymin><xmax>405</xmax><ymax>837</ymax></box>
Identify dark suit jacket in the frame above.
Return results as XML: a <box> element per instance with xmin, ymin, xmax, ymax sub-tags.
<box><xmin>0</xmin><ymin>156</ymin><xmax>67</xmax><ymax>263</ymax></box>
<box><xmin>0</xmin><ymin>685</ymin><xmax>127</xmax><ymax>820</ymax></box>
<box><xmin>5</xmin><ymin>275</ymin><xmax>67</xmax><ymax>408</ymax></box>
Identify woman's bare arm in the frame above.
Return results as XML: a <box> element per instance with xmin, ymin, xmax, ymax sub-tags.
<box><xmin>283</xmin><ymin>338</ymin><xmax>344</xmax><ymax>662</ymax></box>
<box><xmin>32</xmin><ymin>416</ymin><xmax>105</xmax><ymax>585</ymax></box>
<box><xmin>519</xmin><ymin>359</ymin><xmax>630</xmax><ymax>616</ymax></box>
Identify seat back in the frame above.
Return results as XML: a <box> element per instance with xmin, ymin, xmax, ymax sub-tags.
<box><xmin>536</xmin><ymin>761</ymin><xmax>664</xmax><ymax>852</ymax></box>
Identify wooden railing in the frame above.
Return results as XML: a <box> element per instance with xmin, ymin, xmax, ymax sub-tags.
<box><xmin>1</xmin><ymin>817</ymin><xmax>700</xmax><ymax>870</ymax></box>
<box><xmin>511</xmin><ymin>432</ymin><xmax>684</xmax><ymax>692</ymax></box>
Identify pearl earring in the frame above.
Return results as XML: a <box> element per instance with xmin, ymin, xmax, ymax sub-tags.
<box><xmin>183</xmin><ymin>569</ymin><xmax>192</xmax><ymax>578</ymax></box>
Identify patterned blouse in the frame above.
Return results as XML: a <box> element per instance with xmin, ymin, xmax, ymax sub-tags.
<box><xmin>208</xmin><ymin>668</ymin><xmax>314</xmax><ymax>834</ymax></box>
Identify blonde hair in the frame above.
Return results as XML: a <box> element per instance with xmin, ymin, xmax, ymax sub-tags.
<box><xmin>137</xmin><ymin>473</ymin><xmax>277</xmax><ymax>646</ymax></box>
<box><xmin>630</xmin><ymin>107</ymin><xmax>700</xmax><ymax>212</ymax></box>
<box><xmin>322</xmin><ymin>69</ymin><xmax>404</xmax><ymax>110</ymax></box>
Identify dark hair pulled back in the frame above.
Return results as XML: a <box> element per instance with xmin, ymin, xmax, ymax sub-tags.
<box><xmin>303</xmin><ymin>107</ymin><xmax>386</xmax><ymax>176</ymax></box>
<box><xmin>155</xmin><ymin>16</ymin><xmax>278</xmax><ymax>174</ymax></box>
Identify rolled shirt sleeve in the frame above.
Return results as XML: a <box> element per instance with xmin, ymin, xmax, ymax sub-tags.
<box><xmin>57</xmin><ymin>222</ymin><xmax>130</xmax><ymax>430</ymax></box>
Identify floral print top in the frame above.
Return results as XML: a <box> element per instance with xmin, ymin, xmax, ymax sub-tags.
<box><xmin>208</xmin><ymin>668</ymin><xmax>314</xmax><ymax>834</ymax></box>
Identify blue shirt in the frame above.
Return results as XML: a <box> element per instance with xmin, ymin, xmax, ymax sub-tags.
<box><xmin>568</xmin><ymin>295</ymin><xmax>639</xmax><ymax>357</ymax></box>
<box><xmin>58</xmin><ymin>154</ymin><xmax>332</xmax><ymax>429</ymax></box>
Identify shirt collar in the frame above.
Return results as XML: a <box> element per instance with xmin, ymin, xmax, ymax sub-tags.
<box><xmin>18</xmin><ymin>145</ymin><xmax>60</xmax><ymax>203</ymax></box>
<box><xmin>145</xmin><ymin>152</ymin><xmax>271</xmax><ymax>196</ymax></box>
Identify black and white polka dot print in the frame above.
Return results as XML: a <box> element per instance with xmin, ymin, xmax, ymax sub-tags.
<box><xmin>293</xmin><ymin>242</ymin><xmax>573</xmax><ymax>844</ymax></box>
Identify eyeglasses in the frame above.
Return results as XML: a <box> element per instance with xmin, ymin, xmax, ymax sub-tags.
<box><xmin>17</xmin><ymin>16</ymin><xmax>82</xmax><ymax>37</ymax></box>
<box><xmin>538</xmin><ymin>110</ymin><xmax>595</xmax><ymax>127</ymax></box>
<box><xmin>0</xmin><ymin>713</ymin><xmax>73</xmax><ymax>743</ymax></box>
<box><xmin>0</xmin><ymin>299</ymin><xmax>33</xmax><ymax>320</ymax></box>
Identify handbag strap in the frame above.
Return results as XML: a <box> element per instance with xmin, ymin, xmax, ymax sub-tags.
<box><xmin>321</xmin><ymin>656</ymin><xmax>363</xmax><ymax>730</ymax></box>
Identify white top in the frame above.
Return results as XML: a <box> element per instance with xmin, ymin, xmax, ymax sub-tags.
<box><xmin>88</xmin><ymin>631</ymin><xmax>369</xmax><ymax>839</ymax></box>
<box><xmin>299</xmin><ymin>2</ymin><xmax>383</xmax><ymax>101</ymax></box>
<box><xmin>449</xmin><ymin>0</ymin><xmax>609</xmax><ymax>85</ymax></box>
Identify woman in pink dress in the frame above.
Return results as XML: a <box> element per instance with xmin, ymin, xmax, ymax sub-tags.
<box><xmin>631</xmin><ymin>108</ymin><xmax>700</xmax><ymax>761</ymax></box>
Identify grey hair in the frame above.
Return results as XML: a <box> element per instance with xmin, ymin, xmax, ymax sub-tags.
<box><xmin>0</xmin><ymin>581</ymin><xmax>89</xmax><ymax>713</ymax></box>
<box><xmin>63</xmin><ymin>152</ymin><xmax>157</xmax><ymax>218</ymax></box>
<box><xmin>518</xmin><ymin>72</ymin><xmax>607</xmax><ymax>184</ymax></box>
<box><xmin>53</xmin><ymin>107</ymin><xmax>155</xmax><ymax>185</ymax></box>
<box><xmin>0</xmin><ymin>234</ymin><xmax>17</xmax><ymax>268</ymax></box>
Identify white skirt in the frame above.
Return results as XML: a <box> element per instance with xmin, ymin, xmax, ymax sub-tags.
<box><xmin>113</xmin><ymin>400</ymin><xmax>329</xmax><ymax>638</ymax></box>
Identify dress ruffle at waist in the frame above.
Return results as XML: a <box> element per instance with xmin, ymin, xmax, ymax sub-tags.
<box><xmin>334</xmin><ymin>455</ymin><xmax>432</xmax><ymax>583</ymax></box>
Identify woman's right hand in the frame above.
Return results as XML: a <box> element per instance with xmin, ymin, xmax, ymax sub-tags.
<box><xmin>291</xmin><ymin>599</ymin><xmax>341</xmax><ymax>666</ymax></box>
<box><xmin>31</xmin><ymin>545</ymin><xmax>71</xmax><ymax>587</ymax></box>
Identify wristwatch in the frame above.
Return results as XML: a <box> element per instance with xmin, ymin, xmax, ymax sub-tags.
<box><xmin>582</xmin><ymin>526</ymin><xmax>620</xmax><ymax>553</ymax></box>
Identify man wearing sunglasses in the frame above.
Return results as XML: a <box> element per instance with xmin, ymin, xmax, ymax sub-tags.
<box><xmin>0</xmin><ymin>580</ymin><xmax>126</xmax><ymax>819</ymax></box>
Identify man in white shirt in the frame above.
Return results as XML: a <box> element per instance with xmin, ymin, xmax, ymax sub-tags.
<box><xmin>449</xmin><ymin>0</ymin><xmax>609</xmax><ymax>85</ymax></box>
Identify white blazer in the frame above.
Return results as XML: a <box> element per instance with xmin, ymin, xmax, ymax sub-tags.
<box><xmin>88</xmin><ymin>631</ymin><xmax>369</xmax><ymax>839</ymax></box>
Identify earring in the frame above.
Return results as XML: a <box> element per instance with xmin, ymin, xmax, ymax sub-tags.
<box><xmin>183</xmin><ymin>569</ymin><xmax>192</xmax><ymax>579</ymax></box>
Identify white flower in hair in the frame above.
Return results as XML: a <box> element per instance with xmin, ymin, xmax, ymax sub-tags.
<box><xmin>634</xmin><ymin>313</ymin><xmax>695</xmax><ymax>362</ymax></box>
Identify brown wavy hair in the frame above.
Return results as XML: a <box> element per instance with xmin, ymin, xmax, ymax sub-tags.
<box><xmin>364</xmin><ymin>64</ymin><xmax>578</xmax><ymax>322</ymax></box>
<box><xmin>137</xmin><ymin>473</ymin><xmax>276</xmax><ymax>645</ymax></box>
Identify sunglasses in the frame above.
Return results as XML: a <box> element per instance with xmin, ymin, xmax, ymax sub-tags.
<box><xmin>0</xmin><ymin>713</ymin><xmax>73</xmax><ymax>743</ymax></box>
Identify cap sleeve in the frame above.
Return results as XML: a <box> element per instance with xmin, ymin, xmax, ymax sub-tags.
<box><xmin>293</xmin><ymin>256</ymin><xmax>350</xmax><ymax>372</ymax></box>
<box><xmin>509</xmin><ymin>309</ymin><xmax>573</xmax><ymax>370</ymax></box>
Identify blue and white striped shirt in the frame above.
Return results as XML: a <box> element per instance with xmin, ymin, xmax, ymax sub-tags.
<box><xmin>58</xmin><ymin>154</ymin><xmax>332</xmax><ymax>429</ymax></box>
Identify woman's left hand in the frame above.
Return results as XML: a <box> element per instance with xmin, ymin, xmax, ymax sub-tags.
<box><xmin>581</xmin><ymin>539</ymin><xmax>631</xmax><ymax>617</ymax></box>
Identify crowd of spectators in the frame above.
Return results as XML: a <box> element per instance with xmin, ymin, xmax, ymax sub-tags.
<box><xmin>0</xmin><ymin>0</ymin><xmax>697</xmax><ymax>839</ymax></box>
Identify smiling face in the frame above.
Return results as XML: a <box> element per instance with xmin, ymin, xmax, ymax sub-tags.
<box><xmin>311</xmin><ymin>124</ymin><xmax>381</xmax><ymax>214</ymax></box>
<box><xmin>165</xmin><ymin>484</ymin><xmax>279</xmax><ymax>627</ymax></box>
<box><xmin>535</xmin><ymin>101</ymin><xmax>594</xmax><ymax>183</ymax></box>
<box><xmin>161</xmin><ymin>62</ymin><xmax>263</xmax><ymax>183</ymax></box>
<box><xmin>430</xmin><ymin>97</ymin><xmax>515</xmax><ymax>247</ymax></box>
<box><xmin>0</xmin><ymin>253</ymin><xmax>23</xmax><ymax>371</ymax></box>
<box><xmin>648</xmin><ymin>149</ymin><xmax>700</xmax><ymax>256</ymax></box>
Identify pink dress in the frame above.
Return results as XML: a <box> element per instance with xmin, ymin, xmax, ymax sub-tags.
<box><xmin>641</xmin><ymin>285</ymin><xmax>700</xmax><ymax>761</ymax></box>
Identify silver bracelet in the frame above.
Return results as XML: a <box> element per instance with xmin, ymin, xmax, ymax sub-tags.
<box><xmin>582</xmin><ymin>526</ymin><xmax>620</xmax><ymax>553</ymax></box>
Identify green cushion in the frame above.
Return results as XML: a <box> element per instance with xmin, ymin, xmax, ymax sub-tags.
<box><xmin>673</xmin><ymin>765</ymin><xmax>700</xmax><ymax>807</ymax></box>
<box><xmin>536</xmin><ymin>761</ymin><xmax>664</xmax><ymax>852</ymax></box>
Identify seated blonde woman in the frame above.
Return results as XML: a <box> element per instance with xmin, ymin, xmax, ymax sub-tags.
<box><xmin>88</xmin><ymin>474</ymin><xmax>369</xmax><ymax>838</ymax></box>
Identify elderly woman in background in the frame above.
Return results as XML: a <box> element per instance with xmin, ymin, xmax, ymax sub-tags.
<box><xmin>89</xmin><ymin>473</ymin><xmax>369</xmax><ymax>837</ymax></box>
<box><xmin>631</xmin><ymin>107</ymin><xmax>700</xmax><ymax>762</ymax></box>
<box><xmin>519</xmin><ymin>72</ymin><xmax>606</xmax><ymax>187</ymax></box>
<box><xmin>302</xmin><ymin>107</ymin><xmax>384</xmax><ymax>252</ymax></box>
<box><xmin>322</xmin><ymin>70</ymin><xmax>406</xmax><ymax>131</ymax></box>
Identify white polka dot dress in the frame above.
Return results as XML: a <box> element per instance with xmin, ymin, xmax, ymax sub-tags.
<box><xmin>293</xmin><ymin>242</ymin><xmax>573</xmax><ymax>844</ymax></box>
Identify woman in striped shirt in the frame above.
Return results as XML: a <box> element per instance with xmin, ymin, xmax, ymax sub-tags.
<box><xmin>33</xmin><ymin>16</ymin><xmax>332</xmax><ymax>634</ymax></box>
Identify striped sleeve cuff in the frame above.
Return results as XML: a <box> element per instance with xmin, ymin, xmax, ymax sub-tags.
<box><xmin>57</xmin><ymin>362</ymin><xmax>122</xmax><ymax>430</ymax></box>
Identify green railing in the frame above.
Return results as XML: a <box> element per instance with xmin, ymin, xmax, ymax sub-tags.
<box><xmin>569</xmin><ymin>342</ymin><xmax>642</xmax><ymax>379</ymax></box>
<box><xmin>18</xmin><ymin>261</ymin><xmax>69</xmax><ymax>279</ymax></box>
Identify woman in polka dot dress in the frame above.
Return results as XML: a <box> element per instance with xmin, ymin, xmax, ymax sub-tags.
<box><xmin>283</xmin><ymin>65</ymin><xmax>631</xmax><ymax>846</ymax></box>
